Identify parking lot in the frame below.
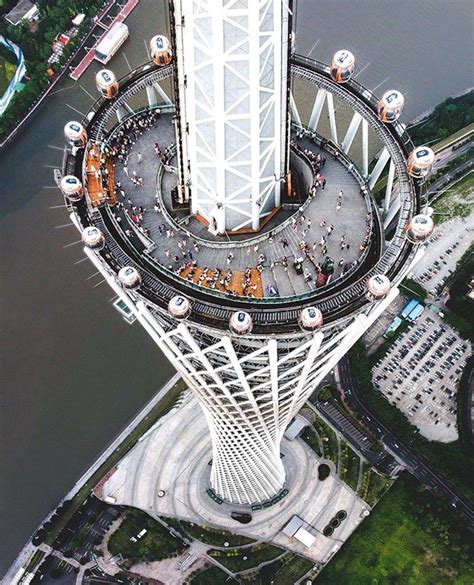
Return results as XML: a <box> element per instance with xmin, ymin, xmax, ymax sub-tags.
<box><xmin>409</xmin><ymin>215</ymin><xmax>474</xmax><ymax>298</ymax></box>
<box><xmin>372</xmin><ymin>311</ymin><xmax>471</xmax><ymax>443</ymax></box>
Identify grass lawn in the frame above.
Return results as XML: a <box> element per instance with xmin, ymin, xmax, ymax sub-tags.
<box><xmin>0</xmin><ymin>57</ymin><xmax>16</xmax><ymax>95</ymax></box>
<box><xmin>316</xmin><ymin>474</ymin><xmax>474</xmax><ymax>585</ymax></box>
<box><xmin>176</xmin><ymin>520</ymin><xmax>254</xmax><ymax>547</ymax></box>
<box><xmin>258</xmin><ymin>553</ymin><xmax>315</xmax><ymax>585</ymax></box>
<box><xmin>209</xmin><ymin>543</ymin><xmax>284</xmax><ymax>572</ymax></box>
<box><xmin>188</xmin><ymin>566</ymin><xmax>229</xmax><ymax>584</ymax></box>
<box><xmin>433</xmin><ymin>171</ymin><xmax>473</xmax><ymax>223</ymax></box>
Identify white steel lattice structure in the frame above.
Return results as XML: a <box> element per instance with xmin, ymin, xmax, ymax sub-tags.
<box><xmin>173</xmin><ymin>0</ymin><xmax>290</xmax><ymax>233</ymax></box>
<box><xmin>82</xmin><ymin>245</ymin><xmax>421</xmax><ymax>504</ymax></box>
<box><xmin>59</xmin><ymin>2</ymin><xmax>432</xmax><ymax>506</ymax></box>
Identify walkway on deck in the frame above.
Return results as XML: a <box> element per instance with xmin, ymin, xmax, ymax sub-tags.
<box><xmin>106</xmin><ymin>113</ymin><xmax>371</xmax><ymax>299</ymax></box>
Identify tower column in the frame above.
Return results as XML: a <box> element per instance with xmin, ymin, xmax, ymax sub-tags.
<box><xmin>173</xmin><ymin>0</ymin><xmax>290</xmax><ymax>233</ymax></box>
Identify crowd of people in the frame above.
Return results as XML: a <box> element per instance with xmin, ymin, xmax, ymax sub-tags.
<box><xmin>98</xmin><ymin>109</ymin><xmax>374</xmax><ymax>298</ymax></box>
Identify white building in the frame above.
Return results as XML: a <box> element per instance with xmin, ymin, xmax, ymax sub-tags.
<box><xmin>4</xmin><ymin>0</ymin><xmax>38</xmax><ymax>27</ymax></box>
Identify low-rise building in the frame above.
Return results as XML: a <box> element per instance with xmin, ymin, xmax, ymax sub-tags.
<box><xmin>4</xmin><ymin>0</ymin><xmax>39</xmax><ymax>27</ymax></box>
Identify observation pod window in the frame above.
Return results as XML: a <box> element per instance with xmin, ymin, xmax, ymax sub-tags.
<box><xmin>118</xmin><ymin>266</ymin><xmax>141</xmax><ymax>289</ymax></box>
<box><xmin>366</xmin><ymin>274</ymin><xmax>391</xmax><ymax>301</ymax></box>
<box><xmin>330</xmin><ymin>50</ymin><xmax>355</xmax><ymax>83</ymax></box>
<box><xmin>377</xmin><ymin>90</ymin><xmax>405</xmax><ymax>123</ymax></box>
<box><xmin>96</xmin><ymin>69</ymin><xmax>119</xmax><ymax>99</ymax></box>
<box><xmin>150</xmin><ymin>35</ymin><xmax>172</xmax><ymax>66</ymax></box>
<box><xmin>60</xmin><ymin>175</ymin><xmax>83</xmax><ymax>202</ymax></box>
<box><xmin>229</xmin><ymin>311</ymin><xmax>253</xmax><ymax>335</ymax></box>
<box><xmin>299</xmin><ymin>307</ymin><xmax>323</xmax><ymax>331</ymax></box>
<box><xmin>406</xmin><ymin>214</ymin><xmax>434</xmax><ymax>244</ymax></box>
<box><xmin>168</xmin><ymin>295</ymin><xmax>191</xmax><ymax>320</ymax></box>
<box><xmin>407</xmin><ymin>146</ymin><xmax>435</xmax><ymax>179</ymax></box>
<box><xmin>64</xmin><ymin>121</ymin><xmax>87</xmax><ymax>147</ymax></box>
<box><xmin>82</xmin><ymin>226</ymin><xmax>105</xmax><ymax>250</ymax></box>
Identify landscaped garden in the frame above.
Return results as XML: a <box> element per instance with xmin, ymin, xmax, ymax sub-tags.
<box><xmin>357</xmin><ymin>462</ymin><xmax>394</xmax><ymax>507</ymax></box>
<box><xmin>0</xmin><ymin>44</ymin><xmax>16</xmax><ymax>95</ymax></box>
<box><xmin>108</xmin><ymin>508</ymin><xmax>186</xmax><ymax>563</ymax></box>
<box><xmin>257</xmin><ymin>553</ymin><xmax>315</xmax><ymax>585</ymax></box>
<box><xmin>188</xmin><ymin>565</ymin><xmax>229</xmax><ymax>584</ymax></box>
<box><xmin>174</xmin><ymin>519</ymin><xmax>254</xmax><ymax>547</ymax></box>
<box><xmin>338</xmin><ymin>443</ymin><xmax>361</xmax><ymax>491</ymax></box>
<box><xmin>209</xmin><ymin>543</ymin><xmax>284</xmax><ymax>572</ymax></box>
<box><xmin>302</xmin><ymin>413</ymin><xmax>339</xmax><ymax>463</ymax></box>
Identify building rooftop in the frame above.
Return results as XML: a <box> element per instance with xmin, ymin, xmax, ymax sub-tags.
<box><xmin>4</xmin><ymin>0</ymin><xmax>38</xmax><ymax>26</ymax></box>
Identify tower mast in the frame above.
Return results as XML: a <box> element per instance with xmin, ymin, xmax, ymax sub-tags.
<box><xmin>173</xmin><ymin>0</ymin><xmax>291</xmax><ymax>234</ymax></box>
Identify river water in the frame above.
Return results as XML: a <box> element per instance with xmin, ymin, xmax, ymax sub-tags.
<box><xmin>0</xmin><ymin>0</ymin><xmax>472</xmax><ymax>574</ymax></box>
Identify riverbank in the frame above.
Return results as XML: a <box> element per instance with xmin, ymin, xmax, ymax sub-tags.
<box><xmin>0</xmin><ymin>0</ymin><xmax>118</xmax><ymax>148</ymax></box>
<box><xmin>2</xmin><ymin>372</ymin><xmax>184</xmax><ymax>584</ymax></box>
<box><xmin>409</xmin><ymin>86</ymin><xmax>474</xmax><ymax>126</ymax></box>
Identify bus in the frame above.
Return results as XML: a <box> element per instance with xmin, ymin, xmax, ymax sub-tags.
<box><xmin>94</xmin><ymin>22</ymin><xmax>129</xmax><ymax>65</ymax></box>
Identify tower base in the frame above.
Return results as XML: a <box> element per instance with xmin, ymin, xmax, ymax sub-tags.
<box><xmin>99</xmin><ymin>391</ymin><xmax>370</xmax><ymax>564</ymax></box>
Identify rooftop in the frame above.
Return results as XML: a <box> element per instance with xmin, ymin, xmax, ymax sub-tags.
<box><xmin>4</xmin><ymin>0</ymin><xmax>37</xmax><ymax>26</ymax></box>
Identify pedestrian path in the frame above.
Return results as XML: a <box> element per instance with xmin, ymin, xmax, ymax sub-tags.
<box><xmin>107</xmin><ymin>111</ymin><xmax>372</xmax><ymax>299</ymax></box>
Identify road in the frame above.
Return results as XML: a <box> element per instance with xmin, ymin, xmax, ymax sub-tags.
<box><xmin>338</xmin><ymin>355</ymin><xmax>474</xmax><ymax>525</ymax></box>
<box><xmin>427</xmin><ymin>154</ymin><xmax>473</xmax><ymax>204</ymax></box>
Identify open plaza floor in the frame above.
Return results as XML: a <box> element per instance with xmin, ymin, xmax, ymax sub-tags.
<box><xmin>99</xmin><ymin>393</ymin><xmax>370</xmax><ymax>565</ymax></box>
<box><xmin>107</xmin><ymin>110</ymin><xmax>373</xmax><ymax>299</ymax></box>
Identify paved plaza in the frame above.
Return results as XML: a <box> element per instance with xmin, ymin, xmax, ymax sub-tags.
<box><xmin>111</xmin><ymin>111</ymin><xmax>372</xmax><ymax>299</ymax></box>
<box><xmin>100</xmin><ymin>393</ymin><xmax>369</xmax><ymax>564</ymax></box>
<box><xmin>372</xmin><ymin>310</ymin><xmax>471</xmax><ymax>442</ymax></box>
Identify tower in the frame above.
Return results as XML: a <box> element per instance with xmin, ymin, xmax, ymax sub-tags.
<box><xmin>60</xmin><ymin>2</ymin><xmax>433</xmax><ymax>506</ymax></box>
<box><xmin>172</xmin><ymin>0</ymin><xmax>291</xmax><ymax>234</ymax></box>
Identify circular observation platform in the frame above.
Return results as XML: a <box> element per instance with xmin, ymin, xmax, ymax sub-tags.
<box><xmin>63</xmin><ymin>59</ymin><xmax>422</xmax><ymax>335</ymax></box>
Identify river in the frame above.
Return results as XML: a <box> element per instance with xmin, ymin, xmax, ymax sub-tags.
<box><xmin>0</xmin><ymin>0</ymin><xmax>472</xmax><ymax>574</ymax></box>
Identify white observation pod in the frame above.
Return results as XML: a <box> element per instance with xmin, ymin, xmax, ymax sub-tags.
<box><xmin>150</xmin><ymin>35</ymin><xmax>172</xmax><ymax>66</ymax></box>
<box><xmin>330</xmin><ymin>50</ymin><xmax>355</xmax><ymax>83</ymax></box>
<box><xmin>299</xmin><ymin>307</ymin><xmax>323</xmax><ymax>331</ymax></box>
<box><xmin>406</xmin><ymin>214</ymin><xmax>434</xmax><ymax>244</ymax></box>
<box><xmin>366</xmin><ymin>274</ymin><xmax>391</xmax><ymax>301</ymax></box>
<box><xmin>377</xmin><ymin>90</ymin><xmax>405</xmax><ymax>123</ymax></box>
<box><xmin>407</xmin><ymin>146</ymin><xmax>435</xmax><ymax>179</ymax></box>
<box><xmin>64</xmin><ymin>121</ymin><xmax>87</xmax><ymax>147</ymax></box>
<box><xmin>229</xmin><ymin>311</ymin><xmax>253</xmax><ymax>335</ymax></box>
<box><xmin>96</xmin><ymin>69</ymin><xmax>119</xmax><ymax>99</ymax></box>
<box><xmin>60</xmin><ymin>175</ymin><xmax>83</xmax><ymax>202</ymax></box>
<box><xmin>82</xmin><ymin>226</ymin><xmax>105</xmax><ymax>250</ymax></box>
<box><xmin>118</xmin><ymin>266</ymin><xmax>141</xmax><ymax>289</ymax></box>
<box><xmin>168</xmin><ymin>295</ymin><xmax>191</xmax><ymax>319</ymax></box>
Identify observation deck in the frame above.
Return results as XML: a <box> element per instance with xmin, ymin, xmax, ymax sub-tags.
<box><xmin>63</xmin><ymin>57</ymin><xmax>422</xmax><ymax>335</ymax></box>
